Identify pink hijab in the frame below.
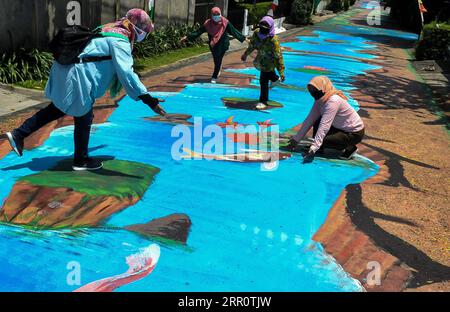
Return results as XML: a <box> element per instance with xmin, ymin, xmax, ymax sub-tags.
<box><xmin>204</xmin><ymin>7</ymin><xmax>229</xmax><ymax>48</ymax></box>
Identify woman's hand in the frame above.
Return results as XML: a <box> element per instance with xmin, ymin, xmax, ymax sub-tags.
<box><xmin>302</xmin><ymin>149</ymin><xmax>315</xmax><ymax>164</ymax></box>
<box><xmin>285</xmin><ymin>138</ymin><xmax>298</xmax><ymax>151</ymax></box>
<box><xmin>151</xmin><ymin>103</ymin><xmax>166</xmax><ymax>116</ymax></box>
<box><xmin>280</xmin><ymin>74</ymin><xmax>285</xmax><ymax>82</ymax></box>
<box><xmin>140</xmin><ymin>94</ymin><xmax>166</xmax><ymax>116</ymax></box>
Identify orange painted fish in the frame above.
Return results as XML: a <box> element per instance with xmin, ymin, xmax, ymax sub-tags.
<box><xmin>257</xmin><ymin>119</ymin><xmax>276</xmax><ymax>127</ymax></box>
<box><xmin>215</xmin><ymin>116</ymin><xmax>248</xmax><ymax>129</ymax></box>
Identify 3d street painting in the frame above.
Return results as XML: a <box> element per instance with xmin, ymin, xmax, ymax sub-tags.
<box><xmin>0</xmin><ymin>7</ymin><xmax>419</xmax><ymax>291</ymax></box>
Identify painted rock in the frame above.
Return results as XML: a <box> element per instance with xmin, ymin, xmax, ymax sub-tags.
<box><xmin>0</xmin><ymin>158</ymin><xmax>159</xmax><ymax>228</ymax></box>
<box><xmin>144</xmin><ymin>113</ymin><xmax>193</xmax><ymax>126</ymax></box>
<box><xmin>125</xmin><ymin>214</ymin><xmax>192</xmax><ymax>244</ymax></box>
<box><xmin>221</xmin><ymin>97</ymin><xmax>283</xmax><ymax>110</ymax></box>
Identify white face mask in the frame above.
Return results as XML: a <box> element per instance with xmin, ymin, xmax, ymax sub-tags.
<box><xmin>212</xmin><ymin>15</ymin><xmax>221</xmax><ymax>22</ymax></box>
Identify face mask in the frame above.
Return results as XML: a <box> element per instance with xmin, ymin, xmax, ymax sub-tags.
<box><xmin>133</xmin><ymin>24</ymin><xmax>148</xmax><ymax>42</ymax></box>
<box><xmin>212</xmin><ymin>15</ymin><xmax>221</xmax><ymax>22</ymax></box>
<box><xmin>259</xmin><ymin>27</ymin><xmax>270</xmax><ymax>35</ymax></box>
<box><xmin>310</xmin><ymin>89</ymin><xmax>325</xmax><ymax>100</ymax></box>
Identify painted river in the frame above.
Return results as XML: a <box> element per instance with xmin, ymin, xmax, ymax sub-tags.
<box><xmin>0</xmin><ymin>8</ymin><xmax>417</xmax><ymax>291</ymax></box>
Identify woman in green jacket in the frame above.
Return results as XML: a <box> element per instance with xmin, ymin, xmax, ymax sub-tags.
<box><xmin>241</xmin><ymin>16</ymin><xmax>285</xmax><ymax>110</ymax></box>
<box><xmin>181</xmin><ymin>7</ymin><xmax>246</xmax><ymax>83</ymax></box>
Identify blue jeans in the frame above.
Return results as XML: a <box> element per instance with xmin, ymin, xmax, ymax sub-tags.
<box><xmin>13</xmin><ymin>103</ymin><xmax>94</xmax><ymax>163</ymax></box>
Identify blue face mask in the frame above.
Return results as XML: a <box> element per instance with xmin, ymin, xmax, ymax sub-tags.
<box><xmin>212</xmin><ymin>15</ymin><xmax>221</xmax><ymax>22</ymax></box>
<box><xmin>133</xmin><ymin>24</ymin><xmax>148</xmax><ymax>42</ymax></box>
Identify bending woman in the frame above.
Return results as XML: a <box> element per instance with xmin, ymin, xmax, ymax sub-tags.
<box><xmin>181</xmin><ymin>7</ymin><xmax>246</xmax><ymax>83</ymax></box>
<box><xmin>287</xmin><ymin>76</ymin><xmax>365</xmax><ymax>162</ymax></box>
<box><xmin>6</xmin><ymin>9</ymin><xmax>166</xmax><ymax>171</ymax></box>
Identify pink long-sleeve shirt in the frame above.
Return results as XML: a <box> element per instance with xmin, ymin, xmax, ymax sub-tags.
<box><xmin>293</xmin><ymin>95</ymin><xmax>364</xmax><ymax>152</ymax></box>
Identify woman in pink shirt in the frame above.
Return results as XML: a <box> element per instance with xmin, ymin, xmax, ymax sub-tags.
<box><xmin>286</xmin><ymin>76</ymin><xmax>365</xmax><ymax>162</ymax></box>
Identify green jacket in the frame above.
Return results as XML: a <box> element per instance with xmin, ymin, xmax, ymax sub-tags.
<box><xmin>243</xmin><ymin>30</ymin><xmax>285</xmax><ymax>76</ymax></box>
<box><xmin>187</xmin><ymin>22</ymin><xmax>246</xmax><ymax>56</ymax></box>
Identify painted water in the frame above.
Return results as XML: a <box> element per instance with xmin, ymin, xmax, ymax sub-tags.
<box><xmin>0</xmin><ymin>19</ymin><xmax>416</xmax><ymax>291</ymax></box>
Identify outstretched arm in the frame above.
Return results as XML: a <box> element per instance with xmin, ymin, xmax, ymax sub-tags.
<box><xmin>309</xmin><ymin>99</ymin><xmax>339</xmax><ymax>153</ymax></box>
<box><xmin>241</xmin><ymin>33</ymin><xmax>258</xmax><ymax>61</ymax></box>
<box><xmin>226</xmin><ymin>23</ymin><xmax>246</xmax><ymax>43</ymax></box>
<box><xmin>292</xmin><ymin>103</ymin><xmax>320</xmax><ymax>142</ymax></box>
<box><xmin>273</xmin><ymin>37</ymin><xmax>285</xmax><ymax>81</ymax></box>
<box><xmin>182</xmin><ymin>25</ymin><xmax>207</xmax><ymax>43</ymax></box>
<box><xmin>110</xmin><ymin>39</ymin><xmax>166</xmax><ymax>115</ymax></box>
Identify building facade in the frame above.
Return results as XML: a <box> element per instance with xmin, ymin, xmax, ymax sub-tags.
<box><xmin>0</xmin><ymin>0</ymin><xmax>229</xmax><ymax>52</ymax></box>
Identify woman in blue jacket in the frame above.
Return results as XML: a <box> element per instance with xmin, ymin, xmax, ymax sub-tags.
<box><xmin>6</xmin><ymin>8</ymin><xmax>165</xmax><ymax>171</ymax></box>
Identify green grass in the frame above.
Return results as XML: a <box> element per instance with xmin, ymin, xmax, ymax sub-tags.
<box><xmin>19</xmin><ymin>159</ymin><xmax>160</xmax><ymax>198</ymax></box>
<box><xmin>14</xmin><ymin>79</ymin><xmax>47</xmax><ymax>90</ymax></box>
<box><xmin>135</xmin><ymin>45</ymin><xmax>210</xmax><ymax>73</ymax></box>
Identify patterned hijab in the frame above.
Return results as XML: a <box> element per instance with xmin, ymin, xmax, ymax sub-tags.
<box><xmin>101</xmin><ymin>8</ymin><xmax>154</xmax><ymax>48</ymax></box>
<box><xmin>204</xmin><ymin>7</ymin><xmax>229</xmax><ymax>48</ymax></box>
<box><xmin>102</xmin><ymin>8</ymin><xmax>154</xmax><ymax>98</ymax></box>
<box><xmin>308</xmin><ymin>76</ymin><xmax>348</xmax><ymax>103</ymax></box>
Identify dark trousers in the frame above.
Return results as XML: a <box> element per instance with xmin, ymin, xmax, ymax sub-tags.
<box><xmin>313</xmin><ymin>119</ymin><xmax>364</xmax><ymax>152</ymax></box>
<box><xmin>212</xmin><ymin>50</ymin><xmax>226</xmax><ymax>79</ymax></box>
<box><xmin>13</xmin><ymin>103</ymin><xmax>94</xmax><ymax>163</ymax></box>
<box><xmin>259</xmin><ymin>71</ymin><xmax>279</xmax><ymax>103</ymax></box>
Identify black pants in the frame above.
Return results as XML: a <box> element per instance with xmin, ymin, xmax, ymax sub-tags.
<box><xmin>212</xmin><ymin>50</ymin><xmax>226</xmax><ymax>79</ymax></box>
<box><xmin>313</xmin><ymin>119</ymin><xmax>364</xmax><ymax>152</ymax></box>
<box><xmin>259</xmin><ymin>71</ymin><xmax>279</xmax><ymax>103</ymax></box>
<box><xmin>13</xmin><ymin>103</ymin><xmax>94</xmax><ymax>163</ymax></box>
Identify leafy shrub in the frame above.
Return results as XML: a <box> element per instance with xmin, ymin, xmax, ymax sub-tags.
<box><xmin>0</xmin><ymin>48</ymin><xmax>53</xmax><ymax>84</ymax></box>
<box><xmin>237</xmin><ymin>2</ymin><xmax>272</xmax><ymax>25</ymax></box>
<box><xmin>133</xmin><ymin>23</ymin><xmax>205</xmax><ymax>58</ymax></box>
<box><xmin>326</xmin><ymin>0</ymin><xmax>343</xmax><ymax>12</ymax></box>
<box><xmin>343</xmin><ymin>0</ymin><xmax>350</xmax><ymax>11</ymax></box>
<box><xmin>288</xmin><ymin>0</ymin><xmax>313</xmax><ymax>26</ymax></box>
<box><xmin>416</xmin><ymin>21</ymin><xmax>450</xmax><ymax>60</ymax></box>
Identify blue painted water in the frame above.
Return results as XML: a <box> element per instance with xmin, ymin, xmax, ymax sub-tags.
<box><xmin>0</xmin><ymin>23</ymin><xmax>410</xmax><ymax>292</ymax></box>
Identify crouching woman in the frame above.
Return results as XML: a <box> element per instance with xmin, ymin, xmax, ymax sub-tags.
<box><xmin>287</xmin><ymin>76</ymin><xmax>365</xmax><ymax>163</ymax></box>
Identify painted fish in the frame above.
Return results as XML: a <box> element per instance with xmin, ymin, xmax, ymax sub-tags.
<box><xmin>181</xmin><ymin>148</ymin><xmax>291</xmax><ymax>163</ymax></box>
<box><xmin>257</xmin><ymin>119</ymin><xmax>276</xmax><ymax>127</ymax></box>
<box><xmin>74</xmin><ymin>244</ymin><xmax>160</xmax><ymax>292</ymax></box>
<box><xmin>215</xmin><ymin>116</ymin><xmax>247</xmax><ymax>129</ymax></box>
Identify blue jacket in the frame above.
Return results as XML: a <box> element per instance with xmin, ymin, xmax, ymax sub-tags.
<box><xmin>45</xmin><ymin>36</ymin><xmax>149</xmax><ymax>117</ymax></box>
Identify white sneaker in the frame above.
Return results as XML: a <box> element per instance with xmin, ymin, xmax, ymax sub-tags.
<box><xmin>72</xmin><ymin>158</ymin><xmax>103</xmax><ymax>171</ymax></box>
<box><xmin>255</xmin><ymin>103</ymin><xmax>267</xmax><ymax>110</ymax></box>
<box><xmin>211</xmin><ymin>78</ymin><xmax>217</xmax><ymax>84</ymax></box>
